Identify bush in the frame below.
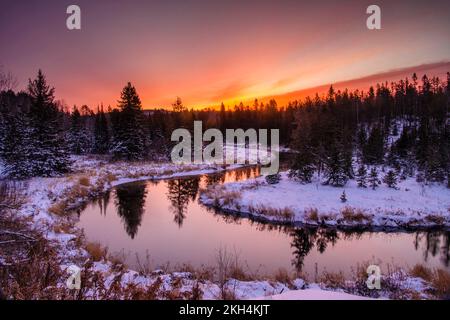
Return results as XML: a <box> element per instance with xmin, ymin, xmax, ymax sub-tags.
<box><xmin>265</xmin><ymin>173</ymin><xmax>281</xmax><ymax>185</ymax></box>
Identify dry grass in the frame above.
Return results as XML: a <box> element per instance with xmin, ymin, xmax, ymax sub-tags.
<box><xmin>105</xmin><ymin>172</ymin><xmax>117</xmax><ymax>183</ymax></box>
<box><xmin>221</xmin><ymin>191</ymin><xmax>241</xmax><ymax>207</ymax></box>
<box><xmin>273</xmin><ymin>268</ymin><xmax>293</xmax><ymax>285</ymax></box>
<box><xmin>319</xmin><ymin>271</ymin><xmax>346</xmax><ymax>289</ymax></box>
<box><xmin>249</xmin><ymin>204</ymin><xmax>294</xmax><ymax>221</ymax></box>
<box><xmin>78</xmin><ymin>176</ymin><xmax>91</xmax><ymax>187</ymax></box>
<box><xmin>410</xmin><ymin>264</ymin><xmax>433</xmax><ymax>282</ymax></box>
<box><xmin>341</xmin><ymin>207</ymin><xmax>372</xmax><ymax>223</ymax></box>
<box><xmin>85</xmin><ymin>242</ymin><xmax>108</xmax><ymax>262</ymax></box>
<box><xmin>305</xmin><ymin>208</ymin><xmax>319</xmax><ymax>222</ymax></box>
<box><xmin>48</xmin><ymin>202</ymin><xmax>67</xmax><ymax>216</ymax></box>
<box><xmin>431</xmin><ymin>269</ymin><xmax>450</xmax><ymax>299</ymax></box>
<box><xmin>424</xmin><ymin>215</ymin><xmax>445</xmax><ymax>225</ymax></box>
<box><xmin>52</xmin><ymin>222</ymin><xmax>73</xmax><ymax>234</ymax></box>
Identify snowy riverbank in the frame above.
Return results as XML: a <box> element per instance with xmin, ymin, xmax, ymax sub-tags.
<box><xmin>199</xmin><ymin>171</ymin><xmax>450</xmax><ymax>230</ymax></box>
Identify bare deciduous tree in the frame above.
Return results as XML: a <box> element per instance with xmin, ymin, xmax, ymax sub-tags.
<box><xmin>0</xmin><ymin>66</ymin><xmax>18</xmax><ymax>92</ymax></box>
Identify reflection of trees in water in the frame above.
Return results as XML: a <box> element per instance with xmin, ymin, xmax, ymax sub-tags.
<box><xmin>414</xmin><ymin>231</ymin><xmax>450</xmax><ymax>267</ymax></box>
<box><xmin>290</xmin><ymin>228</ymin><xmax>338</xmax><ymax>273</ymax></box>
<box><xmin>290</xmin><ymin>229</ymin><xmax>340</xmax><ymax>272</ymax></box>
<box><xmin>235</xmin><ymin>166</ymin><xmax>260</xmax><ymax>182</ymax></box>
<box><xmin>98</xmin><ymin>191</ymin><xmax>110</xmax><ymax>216</ymax></box>
<box><xmin>204</xmin><ymin>172</ymin><xmax>226</xmax><ymax>187</ymax></box>
<box><xmin>114</xmin><ymin>182</ymin><xmax>147</xmax><ymax>239</ymax></box>
<box><xmin>166</xmin><ymin>177</ymin><xmax>200</xmax><ymax>227</ymax></box>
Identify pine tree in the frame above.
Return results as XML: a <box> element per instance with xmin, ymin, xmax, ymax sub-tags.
<box><xmin>383</xmin><ymin>170</ymin><xmax>398</xmax><ymax>189</ymax></box>
<box><xmin>424</xmin><ymin>145</ymin><xmax>445</xmax><ymax>182</ymax></box>
<box><xmin>111</xmin><ymin>82</ymin><xmax>147</xmax><ymax>160</ymax></box>
<box><xmin>4</xmin><ymin>70</ymin><xmax>71</xmax><ymax>178</ymax></box>
<box><xmin>324</xmin><ymin>142</ymin><xmax>351</xmax><ymax>187</ymax></box>
<box><xmin>289</xmin><ymin>145</ymin><xmax>315</xmax><ymax>183</ymax></box>
<box><xmin>340</xmin><ymin>190</ymin><xmax>347</xmax><ymax>203</ymax></box>
<box><xmin>363</xmin><ymin>126</ymin><xmax>385</xmax><ymax>164</ymax></box>
<box><xmin>93</xmin><ymin>105</ymin><xmax>110</xmax><ymax>154</ymax></box>
<box><xmin>67</xmin><ymin>106</ymin><xmax>91</xmax><ymax>155</ymax></box>
<box><xmin>368</xmin><ymin>167</ymin><xmax>380</xmax><ymax>190</ymax></box>
<box><xmin>356</xmin><ymin>163</ymin><xmax>368</xmax><ymax>188</ymax></box>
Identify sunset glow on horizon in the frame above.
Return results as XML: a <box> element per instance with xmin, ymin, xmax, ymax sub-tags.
<box><xmin>1</xmin><ymin>0</ymin><xmax>449</xmax><ymax>109</ymax></box>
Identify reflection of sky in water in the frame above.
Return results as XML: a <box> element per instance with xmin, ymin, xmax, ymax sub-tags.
<box><xmin>77</xmin><ymin>167</ymin><xmax>450</xmax><ymax>279</ymax></box>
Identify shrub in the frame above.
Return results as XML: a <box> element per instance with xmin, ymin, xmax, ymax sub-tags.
<box><xmin>85</xmin><ymin>242</ymin><xmax>108</xmax><ymax>262</ymax></box>
<box><xmin>265</xmin><ymin>173</ymin><xmax>281</xmax><ymax>185</ymax></box>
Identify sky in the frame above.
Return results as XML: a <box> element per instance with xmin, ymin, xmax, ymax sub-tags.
<box><xmin>1</xmin><ymin>0</ymin><xmax>449</xmax><ymax>109</ymax></box>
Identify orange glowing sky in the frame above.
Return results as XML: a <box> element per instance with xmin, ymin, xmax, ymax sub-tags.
<box><xmin>1</xmin><ymin>0</ymin><xmax>449</xmax><ymax>109</ymax></box>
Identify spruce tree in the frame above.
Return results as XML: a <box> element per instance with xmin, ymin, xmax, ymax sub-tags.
<box><xmin>111</xmin><ymin>82</ymin><xmax>146</xmax><ymax>160</ymax></box>
<box><xmin>324</xmin><ymin>142</ymin><xmax>351</xmax><ymax>187</ymax></box>
<box><xmin>289</xmin><ymin>145</ymin><xmax>315</xmax><ymax>183</ymax></box>
<box><xmin>356</xmin><ymin>163</ymin><xmax>368</xmax><ymax>188</ymax></box>
<box><xmin>363</xmin><ymin>126</ymin><xmax>385</xmax><ymax>164</ymax></box>
<box><xmin>383</xmin><ymin>170</ymin><xmax>398</xmax><ymax>189</ymax></box>
<box><xmin>368</xmin><ymin>167</ymin><xmax>380</xmax><ymax>190</ymax></box>
<box><xmin>93</xmin><ymin>105</ymin><xmax>110</xmax><ymax>154</ymax></box>
<box><xmin>340</xmin><ymin>190</ymin><xmax>347</xmax><ymax>203</ymax></box>
<box><xmin>5</xmin><ymin>70</ymin><xmax>71</xmax><ymax>178</ymax></box>
<box><xmin>67</xmin><ymin>106</ymin><xmax>91</xmax><ymax>155</ymax></box>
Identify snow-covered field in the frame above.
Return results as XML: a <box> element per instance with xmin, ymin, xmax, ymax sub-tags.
<box><xmin>199</xmin><ymin>171</ymin><xmax>450</xmax><ymax>230</ymax></box>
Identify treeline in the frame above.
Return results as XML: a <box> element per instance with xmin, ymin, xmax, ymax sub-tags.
<box><xmin>0</xmin><ymin>69</ymin><xmax>449</xmax><ymax>186</ymax></box>
<box><xmin>288</xmin><ymin>73</ymin><xmax>450</xmax><ymax>188</ymax></box>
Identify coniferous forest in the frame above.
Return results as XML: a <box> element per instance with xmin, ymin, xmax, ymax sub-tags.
<box><xmin>1</xmin><ymin>69</ymin><xmax>449</xmax><ymax>188</ymax></box>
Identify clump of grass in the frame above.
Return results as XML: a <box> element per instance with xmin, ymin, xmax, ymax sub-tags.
<box><xmin>425</xmin><ymin>215</ymin><xmax>445</xmax><ymax>225</ymax></box>
<box><xmin>431</xmin><ymin>269</ymin><xmax>450</xmax><ymax>299</ymax></box>
<box><xmin>52</xmin><ymin>222</ymin><xmax>72</xmax><ymax>234</ymax></box>
<box><xmin>410</xmin><ymin>264</ymin><xmax>433</xmax><ymax>282</ymax></box>
<box><xmin>105</xmin><ymin>172</ymin><xmax>117</xmax><ymax>183</ymax></box>
<box><xmin>78</xmin><ymin>176</ymin><xmax>91</xmax><ymax>187</ymax></box>
<box><xmin>85</xmin><ymin>242</ymin><xmax>108</xmax><ymax>262</ymax></box>
<box><xmin>48</xmin><ymin>202</ymin><xmax>67</xmax><ymax>216</ymax></box>
<box><xmin>273</xmin><ymin>268</ymin><xmax>293</xmax><ymax>285</ymax></box>
<box><xmin>250</xmin><ymin>205</ymin><xmax>294</xmax><ymax>221</ymax></box>
<box><xmin>319</xmin><ymin>271</ymin><xmax>346</xmax><ymax>289</ymax></box>
<box><xmin>341</xmin><ymin>207</ymin><xmax>372</xmax><ymax>223</ymax></box>
<box><xmin>305</xmin><ymin>208</ymin><xmax>319</xmax><ymax>222</ymax></box>
<box><xmin>221</xmin><ymin>191</ymin><xmax>241</xmax><ymax>207</ymax></box>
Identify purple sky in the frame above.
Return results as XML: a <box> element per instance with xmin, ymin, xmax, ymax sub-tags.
<box><xmin>1</xmin><ymin>0</ymin><xmax>449</xmax><ymax>109</ymax></box>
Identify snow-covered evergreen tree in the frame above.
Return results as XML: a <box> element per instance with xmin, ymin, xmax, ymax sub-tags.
<box><xmin>324</xmin><ymin>143</ymin><xmax>352</xmax><ymax>187</ymax></box>
<box><xmin>288</xmin><ymin>145</ymin><xmax>315</xmax><ymax>183</ymax></box>
<box><xmin>340</xmin><ymin>190</ymin><xmax>347</xmax><ymax>203</ymax></box>
<box><xmin>368</xmin><ymin>167</ymin><xmax>380</xmax><ymax>190</ymax></box>
<box><xmin>383</xmin><ymin>170</ymin><xmax>398</xmax><ymax>189</ymax></box>
<box><xmin>356</xmin><ymin>163</ymin><xmax>368</xmax><ymax>188</ymax></box>
<box><xmin>67</xmin><ymin>106</ymin><xmax>91</xmax><ymax>155</ymax></box>
<box><xmin>111</xmin><ymin>82</ymin><xmax>147</xmax><ymax>160</ymax></box>
<box><xmin>2</xmin><ymin>70</ymin><xmax>70</xmax><ymax>178</ymax></box>
<box><xmin>26</xmin><ymin>70</ymin><xmax>71</xmax><ymax>176</ymax></box>
<box><xmin>93</xmin><ymin>105</ymin><xmax>110</xmax><ymax>154</ymax></box>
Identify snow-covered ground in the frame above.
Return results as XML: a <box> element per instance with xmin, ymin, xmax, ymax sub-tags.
<box><xmin>199</xmin><ymin>171</ymin><xmax>450</xmax><ymax>229</ymax></box>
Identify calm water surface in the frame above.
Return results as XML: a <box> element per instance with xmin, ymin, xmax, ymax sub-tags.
<box><xmin>77</xmin><ymin>166</ymin><xmax>450</xmax><ymax>279</ymax></box>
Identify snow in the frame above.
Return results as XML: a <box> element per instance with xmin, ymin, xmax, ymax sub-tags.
<box><xmin>256</xmin><ymin>288</ymin><xmax>373</xmax><ymax>300</ymax></box>
<box><xmin>200</xmin><ymin>171</ymin><xmax>450</xmax><ymax>229</ymax></box>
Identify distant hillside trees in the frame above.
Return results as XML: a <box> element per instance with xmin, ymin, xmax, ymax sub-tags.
<box><xmin>289</xmin><ymin>73</ymin><xmax>450</xmax><ymax>188</ymax></box>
